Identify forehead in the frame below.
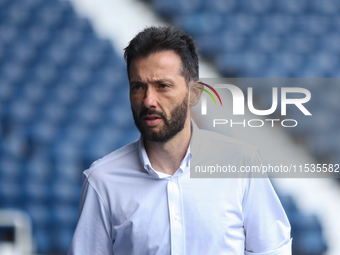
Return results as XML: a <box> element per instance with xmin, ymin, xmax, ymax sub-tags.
<box><xmin>129</xmin><ymin>51</ymin><xmax>184</xmax><ymax>82</ymax></box>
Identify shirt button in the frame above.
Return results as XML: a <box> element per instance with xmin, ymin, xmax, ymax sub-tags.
<box><xmin>170</xmin><ymin>178</ymin><xmax>174</xmax><ymax>182</ymax></box>
<box><xmin>174</xmin><ymin>214</ymin><xmax>180</xmax><ymax>221</ymax></box>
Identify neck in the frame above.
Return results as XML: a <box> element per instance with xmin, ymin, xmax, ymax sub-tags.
<box><xmin>144</xmin><ymin>118</ymin><xmax>191</xmax><ymax>175</ymax></box>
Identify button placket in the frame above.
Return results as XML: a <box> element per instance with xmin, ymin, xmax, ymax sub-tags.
<box><xmin>167</xmin><ymin>176</ymin><xmax>185</xmax><ymax>255</ymax></box>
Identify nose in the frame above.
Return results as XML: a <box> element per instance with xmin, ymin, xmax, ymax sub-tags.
<box><xmin>143</xmin><ymin>87</ymin><xmax>157</xmax><ymax>109</ymax></box>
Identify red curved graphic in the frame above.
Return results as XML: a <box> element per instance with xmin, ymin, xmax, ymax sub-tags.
<box><xmin>197</xmin><ymin>81</ymin><xmax>223</xmax><ymax>106</ymax></box>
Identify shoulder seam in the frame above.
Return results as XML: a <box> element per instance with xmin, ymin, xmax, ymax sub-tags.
<box><xmin>85</xmin><ymin>176</ymin><xmax>115</xmax><ymax>240</ymax></box>
<box><xmin>86</xmin><ymin>140</ymin><xmax>139</xmax><ymax>177</ymax></box>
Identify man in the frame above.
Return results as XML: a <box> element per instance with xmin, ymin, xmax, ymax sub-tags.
<box><xmin>68</xmin><ymin>26</ymin><xmax>291</xmax><ymax>255</ymax></box>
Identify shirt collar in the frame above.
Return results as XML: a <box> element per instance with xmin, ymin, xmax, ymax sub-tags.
<box><xmin>138</xmin><ymin>119</ymin><xmax>200</xmax><ymax>178</ymax></box>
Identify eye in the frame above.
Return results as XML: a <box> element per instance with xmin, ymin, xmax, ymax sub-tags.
<box><xmin>159</xmin><ymin>84</ymin><xmax>169</xmax><ymax>89</ymax></box>
<box><xmin>131</xmin><ymin>84</ymin><xmax>143</xmax><ymax>90</ymax></box>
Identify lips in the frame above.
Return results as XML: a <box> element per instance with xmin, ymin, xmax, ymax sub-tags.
<box><xmin>143</xmin><ymin>115</ymin><xmax>162</xmax><ymax>126</ymax></box>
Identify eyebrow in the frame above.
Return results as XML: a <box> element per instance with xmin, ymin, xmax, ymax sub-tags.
<box><xmin>129</xmin><ymin>80</ymin><xmax>144</xmax><ymax>87</ymax></box>
<box><xmin>130</xmin><ymin>78</ymin><xmax>175</xmax><ymax>86</ymax></box>
<box><xmin>153</xmin><ymin>78</ymin><xmax>175</xmax><ymax>85</ymax></box>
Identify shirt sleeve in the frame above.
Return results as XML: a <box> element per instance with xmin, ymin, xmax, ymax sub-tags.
<box><xmin>242</xmin><ymin>152</ymin><xmax>292</xmax><ymax>255</ymax></box>
<box><xmin>68</xmin><ymin>175</ymin><xmax>114</xmax><ymax>255</ymax></box>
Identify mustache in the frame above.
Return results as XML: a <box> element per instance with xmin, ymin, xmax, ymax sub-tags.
<box><xmin>139</xmin><ymin>108</ymin><xmax>165</xmax><ymax>119</ymax></box>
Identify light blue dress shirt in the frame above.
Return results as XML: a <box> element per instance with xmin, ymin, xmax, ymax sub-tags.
<box><xmin>68</xmin><ymin>121</ymin><xmax>291</xmax><ymax>255</ymax></box>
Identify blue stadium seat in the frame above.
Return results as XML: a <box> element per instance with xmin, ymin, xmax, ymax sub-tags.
<box><xmin>0</xmin><ymin>0</ymin><xmax>11</xmax><ymax>8</ymax></box>
<box><xmin>45</xmin><ymin>42</ymin><xmax>72</xmax><ymax>67</ymax></box>
<box><xmin>20</xmin><ymin>80</ymin><xmax>46</xmax><ymax>105</ymax></box>
<box><xmin>50</xmin><ymin>181</ymin><xmax>81</xmax><ymax>204</ymax></box>
<box><xmin>0</xmin><ymin>23</ymin><xmax>18</xmax><ymax>45</ymax></box>
<box><xmin>0</xmin><ymin>41</ymin><xmax>6</xmax><ymax>63</ymax></box>
<box><xmin>152</xmin><ymin>0</ymin><xmax>203</xmax><ymax>17</ymax></box>
<box><xmin>284</xmin><ymin>34</ymin><xmax>318</xmax><ymax>54</ymax></box>
<box><xmin>302</xmin><ymin>15</ymin><xmax>331</xmax><ymax>35</ymax></box>
<box><xmin>278</xmin><ymin>195</ymin><xmax>298</xmax><ymax>215</ymax></box>
<box><xmin>206</xmin><ymin>0</ymin><xmax>239</xmax><ymax>14</ymax></box>
<box><xmin>26</xmin><ymin>24</ymin><xmax>51</xmax><ymax>48</ymax></box>
<box><xmin>196</xmin><ymin>32</ymin><xmax>248</xmax><ymax>57</ymax></box>
<box><xmin>36</xmin><ymin>2</ymin><xmax>66</xmax><ymax>30</ymax></box>
<box><xmin>216</xmin><ymin>52</ymin><xmax>244</xmax><ymax>76</ymax></box>
<box><xmin>29</xmin><ymin>120</ymin><xmax>59</xmax><ymax>145</ymax></box>
<box><xmin>23</xmin><ymin>203</ymin><xmax>51</xmax><ymax>228</ymax></box>
<box><xmin>51</xmin><ymin>226</ymin><xmax>77</xmax><ymax>254</ymax></box>
<box><xmin>308</xmin><ymin>52</ymin><xmax>340</xmax><ymax>74</ymax></box>
<box><xmin>58</xmin><ymin>124</ymin><xmax>90</xmax><ymax>145</ymax></box>
<box><xmin>20</xmin><ymin>0</ymin><xmax>44</xmax><ymax>11</ymax></box>
<box><xmin>224</xmin><ymin>14</ymin><xmax>260</xmax><ymax>34</ymax></box>
<box><xmin>6</xmin><ymin>2</ymin><xmax>32</xmax><ymax>28</ymax></box>
<box><xmin>275</xmin><ymin>0</ymin><xmax>308</xmax><ymax>14</ymax></box>
<box><xmin>63</xmin><ymin>64</ymin><xmax>92</xmax><ymax>87</ymax></box>
<box><xmin>42</xmin><ymin>100</ymin><xmax>67</xmax><ymax>124</ymax></box>
<box><xmin>261</xmin><ymin>52</ymin><xmax>305</xmax><ymax>77</ymax></box>
<box><xmin>25</xmin><ymin>153</ymin><xmax>52</xmax><ymax>181</ymax></box>
<box><xmin>73</xmin><ymin>41</ymin><xmax>108</xmax><ymax>69</ymax></box>
<box><xmin>0</xmin><ymin>78</ymin><xmax>16</xmax><ymax>103</ymax></box>
<box><xmin>0</xmin><ymin>178</ymin><xmax>21</xmax><ymax>207</ymax></box>
<box><xmin>261</xmin><ymin>15</ymin><xmax>295</xmax><ymax>35</ymax></box>
<box><xmin>51</xmin><ymin>82</ymin><xmax>79</xmax><ymax>106</ymax></box>
<box><xmin>251</xmin><ymin>33</ymin><xmax>282</xmax><ymax>53</ymax></box>
<box><xmin>217</xmin><ymin>51</ymin><xmax>268</xmax><ymax>77</ymax></box>
<box><xmin>241</xmin><ymin>0</ymin><xmax>273</xmax><ymax>14</ymax></box>
<box><xmin>34</xmin><ymin>61</ymin><xmax>58</xmax><ymax>84</ymax></box>
<box><xmin>9</xmin><ymin>98</ymin><xmax>36</xmax><ymax>125</ymax></box>
<box><xmin>23</xmin><ymin>180</ymin><xmax>49</xmax><ymax>203</ymax></box>
<box><xmin>72</xmin><ymin>103</ymin><xmax>102</xmax><ymax>127</ymax></box>
<box><xmin>290</xmin><ymin>213</ymin><xmax>328</xmax><ymax>255</ymax></box>
<box><xmin>298</xmin><ymin>231</ymin><xmax>328</xmax><ymax>255</ymax></box>
<box><xmin>298</xmin><ymin>65</ymin><xmax>329</xmax><ymax>78</ymax></box>
<box><xmin>52</xmin><ymin>159</ymin><xmax>82</xmax><ymax>183</ymax></box>
<box><xmin>243</xmin><ymin>52</ymin><xmax>269</xmax><ymax>77</ymax></box>
<box><xmin>91</xmin><ymin>63</ymin><xmax>128</xmax><ymax>89</ymax></box>
<box><xmin>79</xmin><ymin>85</ymin><xmax>114</xmax><ymax>108</ymax></box>
<box><xmin>104</xmin><ymin>98</ymin><xmax>134</xmax><ymax>127</ymax></box>
<box><xmin>56</xmin><ymin>25</ymin><xmax>85</xmax><ymax>49</ymax></box>
<box><xmin>320</xmin><ymin>33</ymin><xmax>340</xmax><ymax>54</ymax></box>
<box><xmin>0</xmin><ymin>154</ymin><xmax>22</xmax><ymax>179</ymax></box>
<box><xmin>2</xmin><ymin>61</ymin><xmax>25</xmax><ymax>83</ymax></box>
<box><xmin>32</xmin><ymin>227</ymin><xmax>51</xmax><ymax>254</ymax></box>
<box><xmin>174</xmin><ymin>12</ymin><xmax>224</xmax><ymax>37</ymax></box>
<box><xmin>51</xmin><ymin>141</ymin><xmax>82</xmax><ymax>164</ymax></box>
<box><xmin>310</xmin><ymin>0</ymin><xmax>340</xmax><ymax>14</ymax></box>
<box><xmin>221</xmin><ymin>32</ymin><xmax>247</xmax><ymax>53</ymax></box>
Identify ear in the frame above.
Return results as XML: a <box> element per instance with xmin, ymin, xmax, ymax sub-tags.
<box><xmin>189</xmin><ymin>80</ymin><xmax>203</xmax><ymax>106</ymax></box>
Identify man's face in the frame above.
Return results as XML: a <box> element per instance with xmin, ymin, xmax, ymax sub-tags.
<box><xmin>129</xmin><ymin>50</ymin><xmax>189</xmax><ymax>143</ymax></box>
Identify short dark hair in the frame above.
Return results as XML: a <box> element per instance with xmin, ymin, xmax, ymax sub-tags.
<box><xmin>124</xmin><ymin>26</ymin><xmax>199</xmax><ymax>84</ymax></box>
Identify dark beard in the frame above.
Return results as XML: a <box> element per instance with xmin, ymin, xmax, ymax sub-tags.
<box><xmin>132</xmin><ymin>92</ymin><xmax>188</xmax><ymax>143</ymax></box>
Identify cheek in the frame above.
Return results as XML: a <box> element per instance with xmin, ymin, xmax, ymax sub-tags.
<box><xmin>129</xmin><ymin>95</ymin><xmax>140</xmax><ymax>112</ymax></box>
<box><xmin>130</xmin><ymin>93</ymin><xmax>148</xmax><ymax>115</ymax></box>
<box><xmin>130</xmin><ymin>101</ymin><xmax>140</xmax><ymax>114</ymax></box>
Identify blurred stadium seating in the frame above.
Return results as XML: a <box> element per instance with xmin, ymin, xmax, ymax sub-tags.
<box><xmin>0</xmin><ymin>0</ymin><xmax>139</xmax><ymax>253</ymax></box>
<box><xmin>0</xmin><ymin>0</ymin><xmax>336</xmax><ymax>254</ymax></box>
